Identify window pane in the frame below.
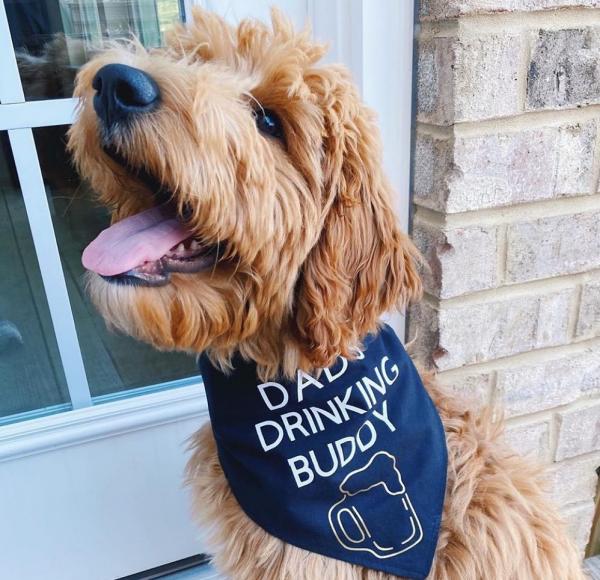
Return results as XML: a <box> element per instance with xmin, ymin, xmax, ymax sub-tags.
<box><xmin>32</xmin><ymin>125</ymin><xmax>199</xmax><ymax>397</ymax></box>
<box><xmin>5</xmin><ymin>0</ymin><xmax>183</xmax><ymax>101</ymax></box>
<box><xmin>0</xmin><ymin>132</ymin><xmax>69</xmax><ymax>419</ymax></box>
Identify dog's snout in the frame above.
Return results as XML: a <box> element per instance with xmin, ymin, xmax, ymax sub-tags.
<box><xmin>92</xmin><ymin>64</ymin><xmax>160</xmax><ymax>130</ymax></box>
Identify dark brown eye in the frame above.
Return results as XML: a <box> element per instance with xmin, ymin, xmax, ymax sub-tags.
<box><xmin>254</xmin><ymin>108</ymin><xmax>284</xmax><ymax>140</ymax></box>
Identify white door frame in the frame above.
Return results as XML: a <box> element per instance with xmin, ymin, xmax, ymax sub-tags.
<box><xmin>0</xmin><ymin>1</ymin><xmax>415</xmax><ymax>578</ymax></box>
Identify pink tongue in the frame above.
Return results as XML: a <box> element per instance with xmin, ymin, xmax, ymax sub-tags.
<box><xmin>82</xmin><ymin>206</ymin><xmax>192</xmax><ymax>276</ymax></box>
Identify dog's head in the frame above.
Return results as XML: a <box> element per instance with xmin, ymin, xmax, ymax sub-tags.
<box><xmin>68</xmin><ymin>8</ymin><xmax>421</xmax><ymax>378</ymax></box>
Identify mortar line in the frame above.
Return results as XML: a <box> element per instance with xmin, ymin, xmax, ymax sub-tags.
<box><xmin>432</xmin><ymin>336</ymin><xmax>600</xmax><ymax>379</ymax></box>
<box><xmin>416</xmin><ymin>122</ymin><xmax>453</xmax><ymax>139</ymax></box>
<box><xmin>517</xmin><ymin>28</ymin><xmax>531</xmax><ymax>114</ymax></box>
<box><xmin>503</xmin><ymin>407</ymin><xmax>554</xmax><ymax>428</ymax></box>
<box><xmin>425</xmin><ymin>268</ymin><xmax>600</xmax><ymax>310</ymax></box>
<box><xmin>453</xmin><ymin>105</ymin><xmax>600</xmax><ymax>137</ymax></box>
<box><xmin>497</xmin><ymin>225</ymin><xmax>508</xmax><ymax>287</ymax></box>
<box><xmin>460</xmin><ymin>10</ymin><xmax>600</xmax><ymax>35</ymax></box>
<box><xmin>567</xmin><ymin>283</ymin><xmax>585</xmax><ymax>341</ymax></box>
<box><xmin>413</xmin><ymin>205</ymin><xmax>447</xmax><ymax>227</ymax></box>
<box><xmin>418</xmin><ymin>19</ymin><xmax>458</xmax><ymax>40</ymax></box>
<box><xmin>502</xmin><ymin>394</ymin><xmax>599</xmax><ymax>429</ymax></box>
<box><xmin>561</xmin><ymin>500</ymin><xmax>597</xmax><ymax>513</ymax></box>
<box><xmin>590</xmin><ymin>119</ymin><xmax>600</xmax><ymax>194</ymax></box>
<box><xmin>413</xmin><ymin>194</ymin><xmax>600</xmax><ymax>228</ymax></box>
<box><xmin>425</xmin><ymin>269</ymin><xmax>600</xmax><ymax>307</ymax></box>
<box><xmin>548</xmin><ymin>411</ymin><xmax>560</xmax><ymax>464</ymax></box>
<box><xmin>420</xmin><ymin>8</ymin><xmax>600</xmax><ymax>37</ymax></box>
<box><xmin>421</xmin><ymin>292</ymin><xmax>440</xmax><ymax>310</ymax></box>
<box><xmin>487</xmin><ymin>370</ymin><xmax>498</xmax><ymax>410</ymax></box>
<box><xmin>544</xmin><ymin>448</ymin><xmax>600</xmax><ymax>468</ymax></box>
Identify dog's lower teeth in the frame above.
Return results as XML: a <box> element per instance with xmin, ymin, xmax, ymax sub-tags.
<box><xmin>169</xmin><ymin>239</ymin><xmax>203</xmax><ymax>255</ymax></box>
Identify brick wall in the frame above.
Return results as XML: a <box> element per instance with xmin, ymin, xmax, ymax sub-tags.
<box><xmin>411</xmin><ymin>1</ymin><xmax>600</xmax><ymax>553</ymax></box>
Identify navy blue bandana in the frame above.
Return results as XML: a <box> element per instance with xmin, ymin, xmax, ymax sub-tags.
<box><xmin>199</xmin><ymin>324</ymin><xmax>447</xmax><ymax>579</ymax></box>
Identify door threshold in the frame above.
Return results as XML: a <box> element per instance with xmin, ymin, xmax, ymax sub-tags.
<box><xmin>117</xmin><ymin>555</ymin><xmax>223</xmax><ymax>580</ymax></box>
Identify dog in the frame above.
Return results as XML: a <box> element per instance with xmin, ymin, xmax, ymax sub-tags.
<box><xmin>68</xmin><ymin>8</ymin><xmax>585</xmax><ymax>579</ymax></box>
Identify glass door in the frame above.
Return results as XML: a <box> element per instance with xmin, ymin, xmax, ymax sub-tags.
<box><xmin>0</xmin><ymin>3</ymin><xmax>215</xmax><ymax>579</ymax></box>
<box><xmin>1</xmin><ymin>0</ymin><xmax>199</xmax><ymax>426</ymax></box>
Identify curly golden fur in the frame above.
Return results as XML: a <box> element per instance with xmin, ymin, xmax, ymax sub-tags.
<box><xmin>69</xmin><ymin>8</ymin><xmax>584</xmax><ymax>579</ymax></box>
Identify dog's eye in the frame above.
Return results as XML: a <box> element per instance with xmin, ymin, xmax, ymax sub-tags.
<box><xmin>254</xmin><ymin>108</ymin><xmax>284</xmax><ymax>140</ymax></box>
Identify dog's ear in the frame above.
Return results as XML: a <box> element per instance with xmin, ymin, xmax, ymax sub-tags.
<box><xmin>293</xmin><ymin>67</ymin><xmax>422</xmax><ymax>368</ymax></box>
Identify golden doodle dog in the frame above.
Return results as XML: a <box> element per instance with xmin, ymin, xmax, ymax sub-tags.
<box><xmin>69</xmin><ymin>8</ymin><xmax>585</xmax><ymax>580</ymax></box>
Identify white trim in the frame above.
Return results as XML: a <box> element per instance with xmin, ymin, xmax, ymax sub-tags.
<box><xmin>0</xmin><ymin>98</ymin><xmax>77</xmax><ymax>130</ymax></box>
<box><xmin>8</xmin><ymin>128</ymin><xmax>92</xmax><ymax>409</ymax></box>
<box><xmin>182</xmin><ymin>0</ymin><xmax>196</xmax><ymax>22</ymax></box>
<box><xmin>0</xmin><ymin>383</ymin><xmax>207</xmax><ymax>462</ymax></box>
<box><xmin>361</xmin><ymin>1</ymin><xmax>416</xmax><ymax>340</ymax></box>
<box><xmin>308</xmin><ymin>0</ymin><xmax>360</xmax><ymax>73</ymax></box>
<box><xmin>361</xmin><ymin>0</ymin><xmax>416</xmax><ymax>233</ymax></box>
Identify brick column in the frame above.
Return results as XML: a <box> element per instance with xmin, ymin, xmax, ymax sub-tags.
<box><xmin>411</xmin><ymin>1</ymin><xmax>600</xmax><ymax>554</ymax></box>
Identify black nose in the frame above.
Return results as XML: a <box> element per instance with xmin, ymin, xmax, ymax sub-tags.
<box><xmin>92</xmin><ymin>64</ymin><xmax>160</xmax><ymax>130</ymax></box>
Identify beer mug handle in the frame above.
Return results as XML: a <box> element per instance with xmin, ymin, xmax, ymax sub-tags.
<box><xmin>330</xmin><ymin>502</ymin><xmax>371</xmax><ymax>548</ymax></box>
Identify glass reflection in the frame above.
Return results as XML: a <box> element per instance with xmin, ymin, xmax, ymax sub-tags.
<box><xmin>5</xmin><ymin>0</ymin><xmax>183</xmax><ymax>100</ymax></box>
<box><xmin>0</xmin><ymin>132</ymin><xmax>69</xmax><ymax>418</ymax></box>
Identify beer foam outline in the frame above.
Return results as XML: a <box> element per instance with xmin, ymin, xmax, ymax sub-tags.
<box><xmin>328</xmin><ymin>451</ymin><xmax>424</xmax><ymax>559</ymax></box>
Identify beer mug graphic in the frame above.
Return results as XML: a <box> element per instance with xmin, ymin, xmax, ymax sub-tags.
<box><xmin>328</xmin><ymin>451</ymin><xmax>423</xmax><ymax>559</ymax></box>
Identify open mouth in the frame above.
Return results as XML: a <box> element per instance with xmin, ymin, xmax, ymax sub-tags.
<box><xmin>81</xmin><ymin>148</ymin><xmax>220</xmax><ymax>287</ymax></box>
